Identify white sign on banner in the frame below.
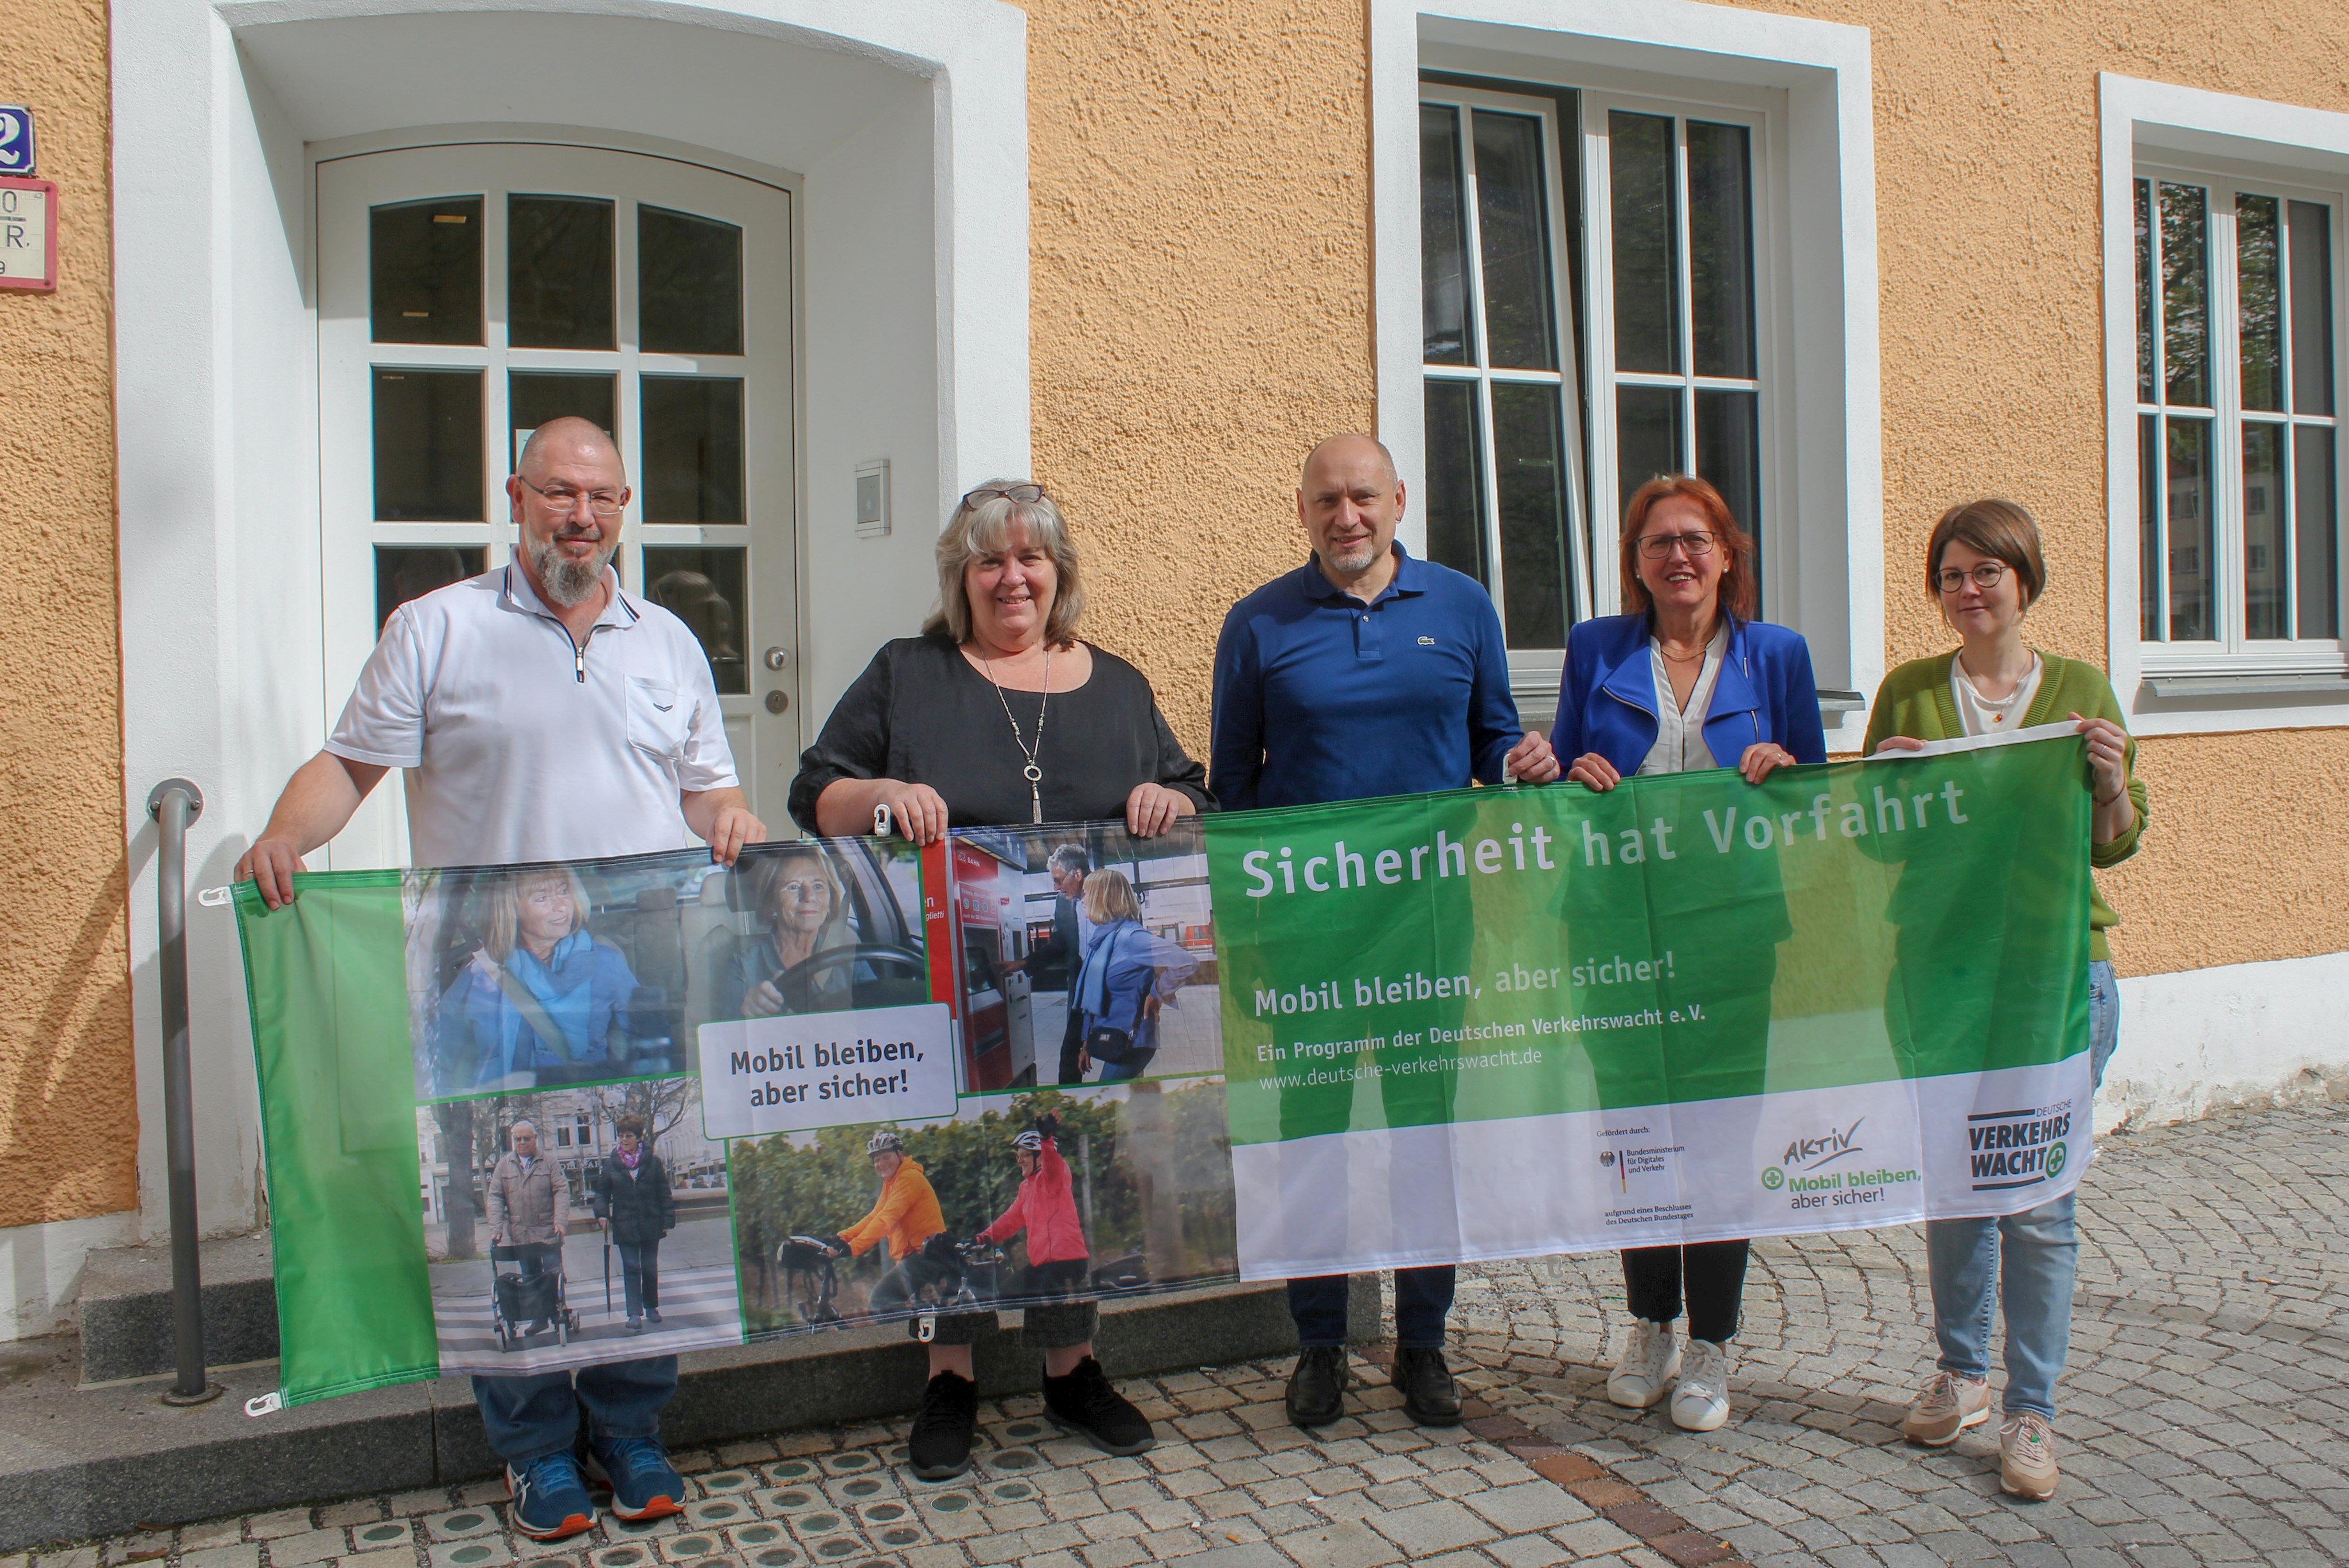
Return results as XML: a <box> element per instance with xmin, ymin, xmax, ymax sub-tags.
<box><xmin>697</xmin><ymin>1002</ymin><xmax>957</xmax><ymax>1140</ymax></box>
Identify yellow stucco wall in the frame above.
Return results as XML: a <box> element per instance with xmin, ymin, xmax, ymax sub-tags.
<box><xmin>0</xmin><ymin>0</ymin><xmax>137</xmax><ymax>1231</ymax></box>
<box><xmin>1022</xmin><ymin>0</ymin><xmax>2349</xmax><ymax>984</ymax></box>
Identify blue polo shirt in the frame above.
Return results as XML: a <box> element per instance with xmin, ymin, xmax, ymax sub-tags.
<box><xmin>1210</xmin><ymin>544</ymin><xmax>1523</xmax><ymax>809</ymax></box>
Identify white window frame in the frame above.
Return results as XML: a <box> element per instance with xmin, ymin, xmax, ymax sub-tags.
<box><xmin>1418</xmin><ymin>81</ymin><xmax>1593</xmax><ymax>631</ymax></box>
<box><xmin>1374</xmin><ymin>0</ymin><xmax>1880</xmax><ymax>747</ymax></box>
<box><xmin>1575</xmin><ymin>87</ymin><xmax>1782</xmax><ymax>614</ymax></box>
<box><xmin>2137</xmin><ymin>158</ymin><xmax>2345</xmax><ymax>665</ymax></box>
<box><xmin>2102</xmin><ymin>74</ymin><xmax>2349</xmax><ymax>735</ymax></box>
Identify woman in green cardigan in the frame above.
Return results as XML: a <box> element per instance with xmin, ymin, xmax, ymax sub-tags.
<box><xmin>1866</xmin><ymin>498</ymin><xmax>2147</xmax><ymax>1504</ymax></box>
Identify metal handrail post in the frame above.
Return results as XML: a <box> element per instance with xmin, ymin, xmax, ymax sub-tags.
<box><xmin>147</xmin><ymin>778</ymin><xmax>220</xmax><ymax>1406</ymax></box>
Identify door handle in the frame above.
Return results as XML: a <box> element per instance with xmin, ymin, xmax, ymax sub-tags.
<box><xmin>763</xmin><ymin>648</ymin><xmax>790</xmax><ymax>671</ymax></box>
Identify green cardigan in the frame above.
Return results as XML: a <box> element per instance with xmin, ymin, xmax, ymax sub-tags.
<box><xmin>1863</xmin><ymin>650</ymin><xmax>2149</xmax><ymax>962</ymax></box>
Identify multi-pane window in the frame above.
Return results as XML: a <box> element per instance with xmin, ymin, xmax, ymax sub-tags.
<box><xmin>2136</xmin><ymin>169</ymin><xmax>2342</xmax><ymax>653</ymax></box>
<box><xmin>1597</xmin><ymin>109</ymin><xmax>1763</xmax><ymax>567</ymax></box>
<box><xmin>1421</xmin><ymin>81</ymin><xmax>1772</xmax><ymax>650</ymax></box>
<box><xmin>1420</xmin><ymin>89</ymin><xmax>1585</xmax><ymax>650</ymax></box>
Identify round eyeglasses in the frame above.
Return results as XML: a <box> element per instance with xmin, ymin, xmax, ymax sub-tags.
<box><xmin>1936</xmin><ymin>561</ymin><xmax>2009</xmax><ymax>594</ymax></box>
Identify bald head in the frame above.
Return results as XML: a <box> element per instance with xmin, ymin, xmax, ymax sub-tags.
<box><xmin>1297</xmin><ymin>434</ymin><xmax>1406</xmax><ymax>595</ymax></box>
<box><xmin>1301</xmin><ymin>434</ymin><xmax>1398</xmax><ymax>490</ymax></box>
<box><xmin>518</xmin><ymin>416</ymin><xmax>623</xmax><ymax>482</ymax></box>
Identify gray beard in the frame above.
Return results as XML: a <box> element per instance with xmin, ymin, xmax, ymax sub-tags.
<box><xmin>532</xmin><ymin>536</ymin><xmax>615</xmax><ymax>607</ymax></box>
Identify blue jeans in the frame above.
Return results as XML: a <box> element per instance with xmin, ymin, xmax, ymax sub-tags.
<box><xmin>1289</xmin><ymin>1267</ymin><xmax>1453</xmax><ymax>1350</ymax></box>
<box><xmin>472</xmin><ymin>1356</ymin><xmax>677</xmax><ymax>1465</ymax></box>
<box><xmin>1925</xmin><ymin>958</ymin><xmax>2118</xmax><ymax>1419</ymax></box>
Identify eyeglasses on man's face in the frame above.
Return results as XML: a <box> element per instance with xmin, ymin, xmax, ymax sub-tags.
<box><xmin>1937</xmin><ymin>560</ymin><xmax>2009</xmax><ymax>594</ymax></box>
<box><xmin>963</xmin><ymin>483</ymin><xmax>1045</xmax><ymax>507</ymax></box>
<box><xmin>1637</xmin><ymin>529</ymin><xmax>1718</xmax><ymax>559</ymax></box>
<box><xmin>518</xmin><ymin>474</ymin><xmax>627</xmax><ymax>517</ymax></box>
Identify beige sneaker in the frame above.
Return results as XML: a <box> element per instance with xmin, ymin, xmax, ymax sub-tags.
<box><xmin>1999</xmin><ymin>1412</ymin><xmax>2059</xmax><ymax>1499</ymax></box>
<box><xmin>1902</xmin><ymin>1370</ymin><xmax>1993</xmax><ymax>1446</ymax></box>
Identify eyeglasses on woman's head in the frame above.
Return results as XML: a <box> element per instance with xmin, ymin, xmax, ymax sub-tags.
<box><xmin>963</xmin><ymin>483</ymin><xmax>1045</xmax><ymax>508</ymax></box>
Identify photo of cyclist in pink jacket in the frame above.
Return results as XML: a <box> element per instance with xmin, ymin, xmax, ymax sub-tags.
<box><xmin>979</xmin><ymin>1115</ymin><xmax>1091</xmax><ymax>1301</ymax></box>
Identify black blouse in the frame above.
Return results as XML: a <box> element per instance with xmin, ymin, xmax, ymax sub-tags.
<box><xmin>787</xmin><ymin>635</ymin><xmax>1212</xmax><ymax>833</ymax></box>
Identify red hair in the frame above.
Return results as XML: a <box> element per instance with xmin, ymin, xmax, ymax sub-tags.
<box><xmin>1620</xmin><ymin>474</ymin><xmax>1757</xmax><ymax>621</ymax></box>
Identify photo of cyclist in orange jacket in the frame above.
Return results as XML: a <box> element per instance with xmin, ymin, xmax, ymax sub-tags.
<box><xmin>826</xmin><ymin>1129</ymin><xmax>949</xmax><ymax>1316</ymax></box>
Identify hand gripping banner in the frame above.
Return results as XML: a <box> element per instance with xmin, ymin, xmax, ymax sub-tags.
<box><xmin>234</xmin><ymin>730</ymin><xmax>2096</xmax><ymax>1407</ymax></box>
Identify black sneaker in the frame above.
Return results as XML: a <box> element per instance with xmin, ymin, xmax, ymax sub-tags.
<box><xmin>1042</xmin><ymin>1356</ymin><xmax>1156</xmax><ymax>1456</ymax></box>
<box><xmin>907</xmin><ymin>1370</ymin><xmax>978</xmax><ymax>1481</ymax></box>
<box><xmin>1392</xmin><ymin>1344</ymin><xmax>1462</xmax><ymax>1426</ymax></box>
<box><xmin>1286</xmin><ymin>1345</ymin><xmax>1348</xmax><ymax>1428</ymax></box>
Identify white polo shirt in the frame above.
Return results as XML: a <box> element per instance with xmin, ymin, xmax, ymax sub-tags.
<box><xmin>326</xmin><ymin>566</ymin><xmax>738</xmax><ymax>867</ymax></box>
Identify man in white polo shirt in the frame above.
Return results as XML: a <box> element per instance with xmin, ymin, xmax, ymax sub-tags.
<box><xmin>237</xmin><ymin>416</ymin><xmax>763</xmax><ymax>1542</ymax></box>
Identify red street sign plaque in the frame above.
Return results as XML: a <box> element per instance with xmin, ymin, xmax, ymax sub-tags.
<box><xmin>0</xmin><ymin>177</ymin><xmax>58</xmax><ymax>292</ymax></box>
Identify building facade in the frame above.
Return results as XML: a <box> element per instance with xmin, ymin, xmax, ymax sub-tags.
<box><xmin>3</xmin><ymin>0</ymin><xmax>2346</xmax><ymax>1340</ymax></box>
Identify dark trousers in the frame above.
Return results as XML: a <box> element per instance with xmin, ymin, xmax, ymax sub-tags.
<box><xmin>472</xmin><ymin>1357</ymin><xmax>676</xmax><ymax>1466</ymax></box>
<box><xmin>1053</xmin><ymin>998</ymin><xmax>1087</xmax><ymax>1086</ymax></box>
<box><xmin>1622</xmin><ymin>1240</ymin><xmax>1750</xmax><ymax>1343</ymax></box>
<box><xmin>617</xmin><ymin>1239</ymin><xmax>660</xmax><ymax>1317</ymax></box>
<box><xmin>1289</xmin><ymin>1267</ymin><xmax>1453</xmax><ymax>1350</ymax></box>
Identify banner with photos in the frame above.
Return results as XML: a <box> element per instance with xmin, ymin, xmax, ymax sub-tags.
<box><xmin>235</xmin><ymin>730</ymin><xmax>2095</xmax><ymax>1407</ymax></box>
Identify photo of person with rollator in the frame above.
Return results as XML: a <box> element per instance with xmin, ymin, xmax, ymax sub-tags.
<box><xmin>1551</xmin><ymin>473</ymin><xmax>1826</xmax><ymax>1434</ymax></box>
<box><xmin>1070</xmin><ymin>868</ymin><xmax>1199</xmax><ymax>1082</ymax></box>
<box><xmin>598</xmin><ymin>1115</ymin><xmax>674</xmax><ymax>1335</ymax></box>
<box><xmin>977</xmin><ymin>1116</ymin><xmax>1090</xmax><ymax>1309</ymax></box>
<box><xmin>1869</xmin><ymin>498</ymin><xmax>2146</xmax><ymax>1501</ymax></box>
<box><xmin>486</xmin><ymin>1120</ymin><xmax>568</xmax><ymax>1336</ymax></box>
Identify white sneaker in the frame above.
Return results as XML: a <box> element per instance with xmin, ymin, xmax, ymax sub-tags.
<box><xmin>1670</xmin><ymin>1339</ymin><xmax>1734</xmax><ymax>1432</ymax></box>
<box><xmin>1606</xmin><ymin>1318</ymin><xmax>1679</xmax><ymax>1408</ymax></box>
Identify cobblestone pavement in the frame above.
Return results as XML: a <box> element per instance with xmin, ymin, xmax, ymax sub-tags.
<box><xmin>13</xmin><ymin>1099</ymin><xmax>2343</xmax><ymax>1568</ymax></box>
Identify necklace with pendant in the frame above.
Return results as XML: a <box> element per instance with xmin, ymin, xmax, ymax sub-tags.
<box><xmin>981</xmin><ymin>645</ymin><xmax>1052</xmax><ymax>824</ymax></box>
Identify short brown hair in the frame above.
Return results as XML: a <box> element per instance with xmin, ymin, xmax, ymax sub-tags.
<box><xmin>1926</xmin><ymin>498</ymin><xmax>2046</xmax><ymax>608</ymax></box>
<box><xmin>615</xmin><ymin>1114</ymin><xmax>646</xmax><ymax>1138</ymax></box>
<box><xmin>1620</xmin><ymin>475</ymin><xmax>1758</xmax><ymax>621</ymax></box>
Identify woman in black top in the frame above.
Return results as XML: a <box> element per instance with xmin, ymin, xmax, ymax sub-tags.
<box><xmin>789</xmin><ymin>479</ymin><xmax>1205</xmax><ymax>1481</ymax></box>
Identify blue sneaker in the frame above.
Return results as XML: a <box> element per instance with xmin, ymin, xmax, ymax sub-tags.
<box><xmin>586</xmin><ymin>1434</ymin><xmax>686</xmax><ymax>1520</ymax></box>
<box><xmin>506</xmin><ymin>1452</ymin><xmax>596</xmax><ymax>1540</ymax></box>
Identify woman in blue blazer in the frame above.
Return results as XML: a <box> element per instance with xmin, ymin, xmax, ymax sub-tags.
<box><xmin>1550</xmin><ymin>474</ymin><xmax>1825</xmax><ymax>1437</ymax></box>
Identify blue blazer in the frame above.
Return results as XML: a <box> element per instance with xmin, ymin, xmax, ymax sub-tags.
<box><xmin>1550</xmin><ymin>613</ymin><xmax>1828</xmax><ymax>778</ymax></box>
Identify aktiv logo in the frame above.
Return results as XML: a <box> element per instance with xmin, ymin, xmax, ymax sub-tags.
<box><xmin>1781</xmin><ymin>1117</ymin><xmax>1866</xmax><ymax>1172</ymax></box>
<box><xmin>1761</xmin><ymin>1166</ymin><xmax>1785</xmax><ymax>1191</ymax></box>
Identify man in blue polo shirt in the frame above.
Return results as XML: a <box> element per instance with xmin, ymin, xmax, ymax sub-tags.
<box><xmin>1211</xmin><ymin>432</ymin><xmax>1558</xmax><ymax>1430</ymax></box>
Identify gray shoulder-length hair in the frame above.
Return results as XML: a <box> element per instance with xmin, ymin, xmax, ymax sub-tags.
<box><xmin>922</xmin><ymin>479</ymin><xmax>1087</xmax><ymax>648</ymax></box>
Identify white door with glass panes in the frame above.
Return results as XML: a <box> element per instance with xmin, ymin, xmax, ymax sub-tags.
<box><xmin>1420</xmin><ymin>81</ymin><xmax>1777</xmax><ymax>661</ymax></box>
<box><xmin>317</xmin><ymin>145</ymin><xmax>797</xmax><ymax>868</ymax></box>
